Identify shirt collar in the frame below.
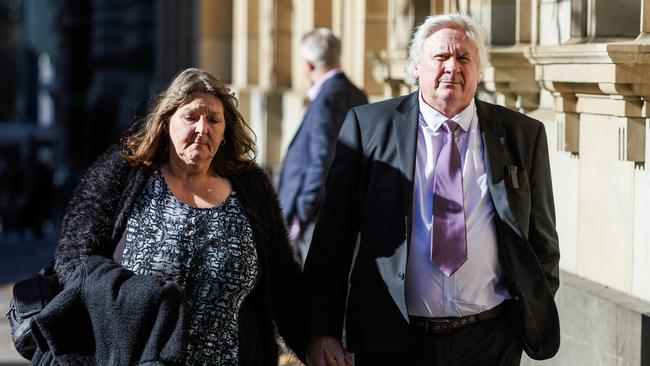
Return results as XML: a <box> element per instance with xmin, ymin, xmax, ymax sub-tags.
<box><xmin>307</xmin><ymin>68</ymin><xmax>342</xmax><ymax>101</ymax></box>
<box><xmin>418</xmin><ymin>90</ymin><xmax>475</xmax><ymax>133</ymax></box>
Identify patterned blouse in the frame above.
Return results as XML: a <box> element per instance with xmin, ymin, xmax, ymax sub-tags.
<box><xmin>121</xmin><ymin>169</ymin><xmax>258</xmax><ymax>365</ymax></box>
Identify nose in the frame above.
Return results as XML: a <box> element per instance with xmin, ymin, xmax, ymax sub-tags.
<box><xmin>444</xmin><ymin>57</ymin><xmax>461</xmax><ymax>73</ymax></box>
<box><xmin>195</xmin><ymin>116</ymin><xmax>207</xmax><ymax>135</ymax></box>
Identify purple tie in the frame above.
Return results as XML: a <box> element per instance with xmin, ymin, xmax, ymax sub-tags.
<box><xmin>431</xmin><ymin>120</ymin><xmax>467</xmax><ymax>277</ymax></box>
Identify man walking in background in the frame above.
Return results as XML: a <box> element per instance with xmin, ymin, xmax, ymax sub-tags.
<box><xmin>278</xmin><ymin>28</ymin><xmax>368</xmax><ymax>265</ymax></box>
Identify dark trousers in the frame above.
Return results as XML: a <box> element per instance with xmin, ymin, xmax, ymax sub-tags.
<box><xmin>355</xmin><ymin>309</ymin><xmax>523</xmax><ymax>366</ymax></box>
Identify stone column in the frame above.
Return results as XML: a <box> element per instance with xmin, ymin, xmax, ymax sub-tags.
<box><xmin>372</xmin><ymin>0</ymin><xmax>431</xmax><ymax>97</ymax></box>
<box><xmin>232</xmin><ymin>0</ymin><xmax>259</xmax><ymax>86</ymax></box>
<box><xmin>482</xmin><ymin>0</ymin><xmax>540</xmax><ymax>112</ymax></box>
<box><xmin>429</xmin><ymin>0</ymin><xmax>450</xmax><ymax>13</ymax></box>
<box><xmin>336</xmin><ymin>0</ymin><xmax>389</xmax><ymax>95</ymax></box>
<box><xmin>232</xmin><ymin>0</ymin><xmax>295</xmax><ymax>167</ymax></box>
<box><xmin>198</xmin><ymin>0</ymin><xmax>233</xmax><ymax>83</ymax></box>
<box><xmin>638</xmin><ymin>0</ymin><xmax>650</xmax><ymax>40</ymax></box>
<box><xmin>258</xmin><ymin>0</ymin><xmax>292</xmax><ymax>89</ymax></box>
<box><xmin>373</xmin><ymin>0</ymin><xmax>416</xmax><ymax>97</ymax></box>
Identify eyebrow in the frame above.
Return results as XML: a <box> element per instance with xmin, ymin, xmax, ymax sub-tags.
<box><xmin>184</xmin><ymin>105</ymin><xmax>221</xmax><ymax>120</ymax></box>
<box><xmin>432</xmin><ymin>50</ymin><xmax>472</xmax><ymax>58</ymax></box>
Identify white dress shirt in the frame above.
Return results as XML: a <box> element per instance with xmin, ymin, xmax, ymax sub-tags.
<box><xmin>307</xmin><ymin>68</ymin><xmax>342</xmax><ymax>101</ymax></box>
<box><xmin>406</xmin><ymin>92</ymin><xmax>510</xmax><ymax>317</ymax></box>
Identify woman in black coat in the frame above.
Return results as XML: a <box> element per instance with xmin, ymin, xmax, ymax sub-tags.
<box><xmin>54</xmin><ymin>68</ymin><xmax>305</xmax><ymax>365</ymax></box>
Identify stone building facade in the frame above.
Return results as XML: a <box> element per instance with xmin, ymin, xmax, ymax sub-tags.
<box><xmin>205</xmin><ymin>0</ymin><xmax>650</xmax><ymax>363</ymax></box>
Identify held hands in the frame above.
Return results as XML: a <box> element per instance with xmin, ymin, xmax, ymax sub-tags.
<box><xmin>306</xmin><ymin>336</ymin><xmax>354</xmax><ymax>366</ymax></box>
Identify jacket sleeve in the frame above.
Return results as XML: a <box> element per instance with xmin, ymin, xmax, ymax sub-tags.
<box><xmin>528</xmin><ymin>125</ymin><xmax>560</xmax><ymax>295</ymax></box>
<box><xmin>302</xmin><ymin>108</ymin><xmax>364</xmax><ymax>339</ymax></box>
<box><xmin>252</xmin><ymin>168</ymin><xmax>307</xmax><ymax>360</ymax></box>
<box><xmin>54</xmin><ymin>145</ymin><xmax>131</xmax><ymax>285</ymax></box>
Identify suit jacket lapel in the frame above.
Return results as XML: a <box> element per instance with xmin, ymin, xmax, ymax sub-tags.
<box><xmin>392</xmin><ymin>92</ymin><xmax>419</xmax><ymax>246</ymax></box>
<box><xmin>286</xmin><ymin>102</ymin><xmax>311</xmax><ymax>149</ymax></box>
<box><xmin>476</xmin><ymin>99</ymin><xmax>524</xmax><ymax>238</ymax></box>
<box><xmin>369</xmin><ymin>92</ymin><xmax>419</xmax><ymax>323</ymax></box>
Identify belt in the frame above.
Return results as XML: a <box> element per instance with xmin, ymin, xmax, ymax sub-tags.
<box><xmin>409</xmin><ymin>301</ymin><xmax>508</xmax><ymax>334</ymax></box>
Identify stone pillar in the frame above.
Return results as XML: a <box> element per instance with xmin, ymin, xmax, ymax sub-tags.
<box><xmin>232</xmin><ymin>0</ymin><xmax>259</xmax><ymax>86</ymax></box>
<box><xmin>198</xmin><ymin>0</ymin><xmax>233</xmax><ymax>83</ymax></box>
<box><xmin>337</xmin><ymin>0</ymin><xmax>389</xmax><ymax>95</ymax></box>
<box><xmin>638</xmin><ymin>0</ymin><xmax>650</xmax><ymax>40</ymax></box>
<box><xmin>479</xmin><ymin>0</ymin><xmax>516</xmax><ymax>46</ymax></box>
<box><xmin>372</xmin><ymin>0</ymin><xmax>431</xmax><ymax>97</ymax></box>
<box><xmin>315</xmin><ymin>0</ymin><xmax>333</xmax><ymax>27</ymax></box>
<box><xmin>284</xmin><ymin>0</ymin><xmax>335</xmax><ymax>160</ymax></box>
<box><xmin>566</xmin><ymin>0</ymin><xmax>640</xmax><ymax>43</ymax></box>
<box><xmin>232</xmin><ymin>0</ymin><xmax>294</xmax><ymax>167</ymax></box>
<box><xmin>258</xmin><ymin>0</ymin><xmax>292</xmax><ymax>89</ymax></box>
<box><xmin>482</xmin><ymin>0</ymin><xmax>540</xmax><ymax>112</ymax></box>
<box><xmin>429</xmin><ymin>0</ymin><xmax>450</xmax><ymax>13</ymax></box>
<box><xmin>373</xmin><ymin>0</ymin><xmax>416</xmax><ymax>97</ymax></box>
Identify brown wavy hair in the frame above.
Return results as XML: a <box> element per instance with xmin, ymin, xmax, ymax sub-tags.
<box><xmin>122</xmin><ymin>68</ymin><xmax>256</xmax><ymax>176</ymax></box>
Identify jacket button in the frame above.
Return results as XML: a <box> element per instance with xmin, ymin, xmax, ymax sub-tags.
<box><xmin>398</xmin><ymin>272</ymin><xmax>405</xmax><ymax>280</ymax></box>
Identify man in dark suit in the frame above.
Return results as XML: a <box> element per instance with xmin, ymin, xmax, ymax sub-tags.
<box><xmin>303</xmin><ymin>13</ymin><xmax>560</xmax><ymax>366</ymax></box>
<box><xmin>278</xmin><ymin>28</ymin><xmax>368</xmax><ymax>264</ymax></box>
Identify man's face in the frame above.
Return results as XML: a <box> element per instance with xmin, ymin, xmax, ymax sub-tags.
<box><xmin>414</xmin><ymin>27</ymin><xmax>480</xmax><ymax>117</ymax></box>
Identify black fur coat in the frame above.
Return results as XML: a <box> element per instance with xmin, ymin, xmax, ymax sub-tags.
<box><xmin>54</xmin><ymin>145</ymin><xmax>306</xmax><ymax>365</ymax></box>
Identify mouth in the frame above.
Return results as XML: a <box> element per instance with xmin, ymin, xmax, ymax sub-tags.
<box><xmin>188</xmin><ymin>141</ymin><xmax>209</xmax><ymax>149</ymax></box>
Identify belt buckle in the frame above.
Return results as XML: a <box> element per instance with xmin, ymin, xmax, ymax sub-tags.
<box><xmin>425</xmin><ymin>319</ymin><xmax>449</xmax><ymax>333</ymax></box>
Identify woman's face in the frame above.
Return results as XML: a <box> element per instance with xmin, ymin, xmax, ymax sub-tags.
<box><xmin>167</xmin><ymin>92</ymin><xmax>226</xmax><ymax>169</ymax></box>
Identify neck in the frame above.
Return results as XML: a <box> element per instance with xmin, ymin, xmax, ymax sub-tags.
<box><xmin>423</xmin><ymin>97</ymin><xmax>467</xmax><ymax>119</ymax></box>
<box><xmin>165</xmin><ymin>158</ymin><xmax>213</xmax><ymax>184</ymax></box>
<box><xmin>310</xmin><ymin>65</ymin><xmax>339</xmax><ymax>84</ymax></box>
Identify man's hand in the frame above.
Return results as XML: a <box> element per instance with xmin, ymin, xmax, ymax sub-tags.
<box><xmin>306</xmin><ymin>336</ymin><xmax>353</xmax><ymax>366</ymax></box>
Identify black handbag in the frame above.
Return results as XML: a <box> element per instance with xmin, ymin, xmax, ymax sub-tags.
<box><xmin>5</xmin><ymin>261</ymin><xmax>60</xmax><ymax>360</ymax></box>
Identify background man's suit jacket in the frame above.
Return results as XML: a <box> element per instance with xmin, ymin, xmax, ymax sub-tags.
<box><xmin>303</xmin><ymin>91</ymin><xmax>561</xmax><ymax>360</ymax></box>
<box><xmin>278</xmin><ymin>72</ymin><xmax>368</xmax><ymax>225</ymax></box>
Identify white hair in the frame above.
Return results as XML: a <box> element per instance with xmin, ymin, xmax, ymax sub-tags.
<box><xmin>300</xmin><ymin>28</ymin><xmax>341</xmax><ymax>69</ymax></box>
<box><xmin>406</xmin><ymin>13</ymin><xmax>488</xmax><ymax>85</ymax></box>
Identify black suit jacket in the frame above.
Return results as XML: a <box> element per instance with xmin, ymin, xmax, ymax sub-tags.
<box><xmin>303</xmin><ymin>92</ymin><xmax>560</xmax><ymax>360</ymax></box>
<box><xmin>278</xmin><ymin>72</ymin><xmax>368</xmax><ymax>224</ymax></box>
